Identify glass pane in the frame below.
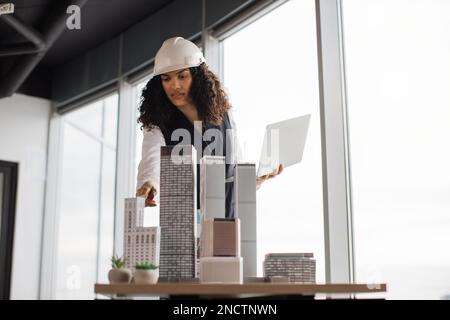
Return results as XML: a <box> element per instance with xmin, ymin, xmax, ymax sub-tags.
<box><xmin>56</xmin><ymin>124</ymin><xmax>101</xmax><ymax>300</ymax></box>
<box><xmin>103</xmin><ymin>94</ymin><xmax>119</xmax><ymax>148</ymax></box>
<box><xmin>65</xmin><ymin>100</ymin><xmax>103</xmax><ymax>138</ymax></box>
<box><xmin>223</xmin><ymin>0</ymin><xmax>324</xmax><ymax>281</ymax></box>
<box><xmin>134</xmin><ymin>81</ymin><xmax>146</xmax><ymax>189</ymax></box>
<box><xmin>342</xmin><ymin>0</ymin><xmax>450</xmax><ymax>299</ymax></box>
<box><xmin>97</xmin><ymin>147</ymin><xmax>116</xmax><ymax>284</ymax></box>
<box><xmin>55</xmin><ymin>93</ymin><xmax>118</xmax><ymax>299</ymax></box>
<box><xmin>134</xmin><ymin>80</ymin><xmax>160</xmax><ymax>227</ymax></box>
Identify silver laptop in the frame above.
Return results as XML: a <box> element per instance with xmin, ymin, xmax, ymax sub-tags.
<box><xmin>257</xmin><ymin>114</ymin><xmax>311</xmax><ymax>177</ymax></box>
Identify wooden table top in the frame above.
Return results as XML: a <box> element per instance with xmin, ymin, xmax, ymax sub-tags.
<box><xmin>95</xmin><ymin>282</ymin><xmax>386</xmax><ymax>297</ymax></box>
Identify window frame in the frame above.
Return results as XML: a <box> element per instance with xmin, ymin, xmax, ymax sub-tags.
<box><xmin>210</xmin><ymin>0</ymin><xmax>355</xmax><ymax>284</ymax></box>
<box><xmin>40</xmin><ymin>92</ymin><xmax>120</xmax><ymax>299</ymax></box>
<box><xmin>41</xmin><ymin>0</ymin><xmax>355</xmax><ymax>299</ymax></box>
<box><xmin>0</xmin><ymin>160</ymin><xmax>18</xmax><ymax>300</ymax></box>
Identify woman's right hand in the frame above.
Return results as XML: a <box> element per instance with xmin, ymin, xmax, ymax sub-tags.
<box><xmin>136</xmin><ymin>181</ymin><xmax>158</xmax><ymax>207</ymax></box>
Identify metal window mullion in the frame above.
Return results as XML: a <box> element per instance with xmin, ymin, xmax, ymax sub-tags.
<box><xmin>39</xmin><ymin>113</ymin><xmax>64</xmax><ymax>299</ymax></box>
<box><xmin>114</xmin><ymin>80</ymin><xmax>136</xmax><ymax>257</ymax></box>
<box><xmin>94</xmin><ymin>100</ymin><xmax>106</xmax><ymax>286</ymax></box>
<box><xmin>203</xmin><ymin>31</ymin><xmax>222</xmax><ymax>81</ymax></box>
<box><xmin>337</xmin><ymin>0</ymin><xmax>356</xmax><ymax>285</ymax></box>
<box><xmin>315</xmin><ymin>0</ymin><xmax>354</xmax><ymax>285</ymax></box>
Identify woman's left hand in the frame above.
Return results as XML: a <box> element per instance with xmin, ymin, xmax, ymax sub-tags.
<box><xmin>256</xmin><ymin>164</ymin><xmax>283</xmax><ymax>186</ymax></box>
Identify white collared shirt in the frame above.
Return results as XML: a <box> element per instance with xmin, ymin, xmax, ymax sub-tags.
<box><xmin>136</xmin><ymin>109</ymin><xmax>246</xmax><ymax>192</ymax></box>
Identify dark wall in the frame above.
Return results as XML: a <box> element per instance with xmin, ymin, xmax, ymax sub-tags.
<box><xmin>51</xmin><ymin>0</ymin><xmax>260</xmax><ymax>108</ymax></box>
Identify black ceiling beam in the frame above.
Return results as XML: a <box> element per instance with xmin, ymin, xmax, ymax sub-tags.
<box><xmin>0</xmin><ymin>43</ymin><xmax>44</xmax><ymax>57</ymax></box>
<box><xmin>1</xmin><ymin>14</ymin><xmax>46</xmax><ymax>51</ymax></box>
<box><xmin>0</xmin><ymin>0</ymin><xmax>88</xmax><ymax>98</ymax></box>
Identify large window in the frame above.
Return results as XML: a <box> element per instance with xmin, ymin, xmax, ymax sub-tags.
<box><xmin>54</xmin><ymin>94</ymin><xmax>118</xmax><ymax>299</ymax></box>
<box><xmin>133</xmin><ymin>79</ymin><xmax>160</xmax><ymax>227</ymax></box>
<box><xmin>222</xmin><ymin>0</ymin><xmax>325</xmax><ymax>281</ymax></box>
<box><xmin>342</xmin><ymin>0</ymin><xmax>450</xmax><ymax>299</ymax></box>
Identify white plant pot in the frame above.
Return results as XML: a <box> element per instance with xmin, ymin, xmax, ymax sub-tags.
<box><xmin>134</xmin><ymin>269</ymin><xmax>158</xmax><ymax>284</ymax></box>
<box><xmin>108</xmin><ymin>268</ymin><xmax>132</xmax><ymax>284</ymax></box>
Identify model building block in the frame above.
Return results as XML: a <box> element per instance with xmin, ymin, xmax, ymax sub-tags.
<box><xmin>213</xmin><ymin>218</ymin><xmax>241</xmax><ymax>257</ymax></box>
<box><xmin>200</xmin><ymin>218</ymin><xmax>241</xmax><ymax>258</ymax></box>
<box><xmin>200</xmin><ymin>218</ymin><xmax>214</xmax><ymax>258</ymax></box>
<box><xmin>199</xmin><ymin>257</ymin><xmax>243</xmax><ymax>284</ymax></box>
<box><xmin>263</xmin><ymin>253</ymin><xmax>316</xmax><ymax>283</ymax></box>
<box><xmin>200</xmin><ymin>155</ymin><xmax>225</xmax><ymax>219</ymax></box>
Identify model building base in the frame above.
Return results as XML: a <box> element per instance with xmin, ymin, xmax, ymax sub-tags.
<box><xmin>199</xmin><ymin>257</ymin><xmax>243</xmax><ymax>284</ymax></box>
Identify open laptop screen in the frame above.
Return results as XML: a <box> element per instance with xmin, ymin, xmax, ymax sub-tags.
<box><xmin>257</xmin><ymin>114</ymin><xmax>311</xmax><ymax>177</ymax></box>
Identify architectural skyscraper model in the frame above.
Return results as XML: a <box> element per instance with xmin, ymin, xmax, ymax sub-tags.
<box><xmin>159</xmin><ymin>145</ymin><xmax>197</xmax><ymax>280</ymax></box>
<box><xmin>123</xmin><ymin>197</ymin><xmax>160</xmax><ymax>269</ymax></box>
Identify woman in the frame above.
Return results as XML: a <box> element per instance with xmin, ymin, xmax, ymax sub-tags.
<box><xmin>136</xmin><ymin>37</ymin><xmax>282</xmax><ymax>217</ymax></box>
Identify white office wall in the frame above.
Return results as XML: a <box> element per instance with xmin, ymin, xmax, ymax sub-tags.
<box><xmin>0</xmin><ymin>94</ymin><xmax>51</xmax><ymax>299</ymax></box>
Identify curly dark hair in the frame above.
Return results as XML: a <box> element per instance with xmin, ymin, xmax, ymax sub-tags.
<box><xmin>138</xmin><ymin>62</ymin><xmax>231</xmax><ymax>131</ymax></box>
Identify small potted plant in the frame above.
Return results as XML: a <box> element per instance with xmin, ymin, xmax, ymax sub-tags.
<box><xmin>134</xmin><ymin>262</ymin><xmax>159</xmax><ymax>284</ymax></box>
<box><xmin>108</xmin><ymin>255</ymin><xmax>132</xmax><ymax>284</ymax></box>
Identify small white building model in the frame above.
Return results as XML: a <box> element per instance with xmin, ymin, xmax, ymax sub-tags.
<box><xmin>123</xmin><ymin>197</ymin><xmax>160</xmax><ymax>269</ymax></box>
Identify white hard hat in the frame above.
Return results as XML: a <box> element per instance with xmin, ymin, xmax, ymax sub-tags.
<box><xmin>153</xmin><ymin>37</ymin><xmax>206</xmax><ymax>76</ymax></box>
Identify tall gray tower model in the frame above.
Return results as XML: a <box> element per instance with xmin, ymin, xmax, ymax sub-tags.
<box><xmin>234</xmin><ymin>163</ymin><xmax>257</xmax><ymax>277</ymax></box>
<box><xmin>159</xmin><ymin>145</ymin><xmax>197</xmax><ymax>280</ymax></box>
